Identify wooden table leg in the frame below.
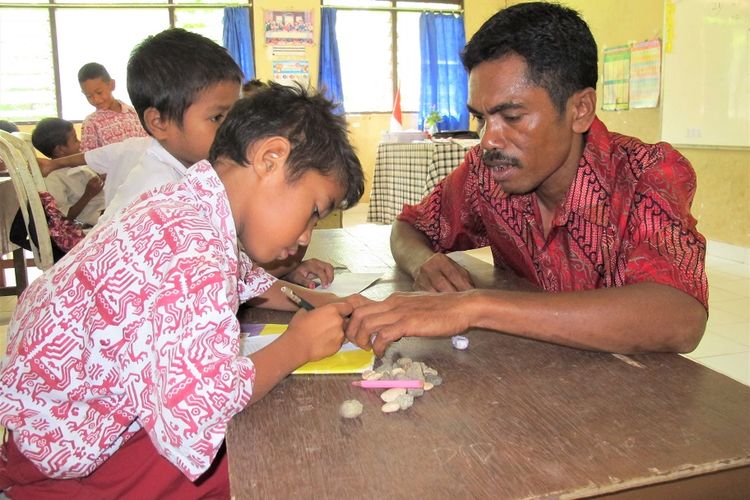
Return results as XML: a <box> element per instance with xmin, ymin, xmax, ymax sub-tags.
<box><xmin>12</xmin><ymin>248</ymin><xmax>27</xmax><ymax>295</ymax></box>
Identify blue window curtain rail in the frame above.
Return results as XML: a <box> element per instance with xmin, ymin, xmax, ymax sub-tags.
<box><xmin>223</xmin><ymin>7</ymin><xmax>255</xmax><ymax>82</ymax></box>
<box><xmin>419</xmin><ymin>12</ymin><xmax>468</xmax><ymax>131</ymax></box>
<box><xmin>318</xmin><ymin>7</ymin><xmax>345</xmax><ymax>115</ymax></box>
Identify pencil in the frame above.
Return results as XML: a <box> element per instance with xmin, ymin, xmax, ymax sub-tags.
<box><xmin>352</xmin><ymin>380</ymin><xmax>424</xmax><ymax>389</ymax></box>
<box><xmin>280</xmin><ymin>285</ymin><xmax>315</xmax><ymax>311</ymax></box>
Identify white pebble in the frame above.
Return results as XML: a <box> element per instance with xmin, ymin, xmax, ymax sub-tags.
<box><xmin>339</xmin><ymin>399</ymin><xmax>363</xmax><ymax>418</ymax></box>
<box><xmin>451</xmin><ymin>335</ymin><xmax>469</xmax><ymax>350</ymax></box>
<box><xmin>381</xmin><ymin>402</ymin><xmax>401</xmax><ymax>413</ymax></box>
<box><xmin>380</xmin><ymin>387</ymin><xmax>407</xmax><ymax>403</ymax></box>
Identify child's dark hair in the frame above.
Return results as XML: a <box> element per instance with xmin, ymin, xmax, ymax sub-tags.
<box><xmin>127</xmin><ymin>28</ymin><xmax>243</xmax><ymax>134</ymax></box>
<box><xmin>78</xmin><ymin>62</ymin><xmax>111</xmax><ymax>84</ymax></box>
<box><xmin>210</xmin><ymin>82</ymin><xmax>364</xmax><ymax>209</ymax></box>
<box><xmin>31</xmin><ymin>118</ymin><xmax>75</xmax><ymax>158</ymax></box>
<box><xmin>461</xmin><ymin>2</ymin><xmax>597</xmax><ymax>115</ymax></box>
<box><xmin>242</xmin><ymin>79</ymin><xmax>268</xmax><ymax>96</ymax></box>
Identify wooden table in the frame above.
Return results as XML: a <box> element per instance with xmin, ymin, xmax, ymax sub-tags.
<box><xmin>227</xmin><ymin>225</ymin><xmax>750</xmax><ymax>499</ymax></box>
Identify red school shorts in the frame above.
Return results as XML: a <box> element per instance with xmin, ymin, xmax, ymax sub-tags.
<box><xmin>0</xmin><ymin>429</ymin><xmax>230</xmax><ymax>499</ymax></box>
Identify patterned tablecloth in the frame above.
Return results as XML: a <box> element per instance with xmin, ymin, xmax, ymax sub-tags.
<box><xmin>367</xmin><ymin>140</ymin><xmax>476</xmax><ymax>224</ymax></box>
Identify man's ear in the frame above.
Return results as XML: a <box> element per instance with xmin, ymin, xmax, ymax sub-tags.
<box><xmin>142</xmin><ymin>107</ymin><xmax>168</xmax><ymax>139</ymax></box>
<box><xmin>51</xmin><ymin>144</ymin><xmax>64</xmax><ymax>159</ymax></box>
<box><xmin>246</xmin><ymin>136</ymin><xmax>291</xmax><ymax>178</ymax></box>
<box><xmin>570</xmin><ymin>87</ymin><xmax>597</xmax><ymax>134</ymax></box>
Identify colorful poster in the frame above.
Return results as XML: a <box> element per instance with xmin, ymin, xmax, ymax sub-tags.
<box><xmin>602</xmin><ymin>44</ymin><xmax>631</xmax><ymax>111</ymax></box>
<box><xmin>629</xmin><ymin>39</ymin><xmax>662</xmax><ymax>108</ymax></box>
<box><xmin>264</xmin><ymin>10</ymin><xmax>313</xmax><ymax>46</ymax></box>
<box><xmin>272</xmin><ymin>59</ymin><xmax>310</xmax><ymax>86</ymax></box>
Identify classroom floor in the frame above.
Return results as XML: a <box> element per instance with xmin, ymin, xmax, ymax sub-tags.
<box><xmin>1</xmin><ymin>202</ymin><xmax>748</xmax><ymax>386</ymax></box>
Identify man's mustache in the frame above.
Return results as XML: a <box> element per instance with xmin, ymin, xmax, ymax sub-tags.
<box><xmin>482</xmin><ymin>149</ymin><xmax>520</xmax><ymax>167</ymax></box>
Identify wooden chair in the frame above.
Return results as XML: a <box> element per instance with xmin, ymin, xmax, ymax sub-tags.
<box><xmin>0</xmin><ymin>130</ymin><xmax>54</xmax><ymax>271</ymax></box>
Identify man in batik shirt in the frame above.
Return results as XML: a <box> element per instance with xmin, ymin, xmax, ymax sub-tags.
<box><xmin>345</xmin><ymin>2</ymin><xmax>707</xmax><ymax>357</ymax></box>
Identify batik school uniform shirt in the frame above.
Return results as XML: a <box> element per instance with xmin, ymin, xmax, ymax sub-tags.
<box><xmin>0</xmin><ymin>160</ymin><xmax>275</xmax><ymax>480</ymax></box>
<box><xmin>399</xmin><ymin>117</ymin><xmax>708</xmax><ymax>310</ymax></box>
<box><xmin>80</xmin><ymin>100</ymin><xmax>148</xmax><ymax>152</ymax></box>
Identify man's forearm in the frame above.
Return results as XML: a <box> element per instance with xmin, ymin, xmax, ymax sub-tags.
<box><xmin>390</xmin><ymin>220</ymin><xmax>438</xmax><ymax>277</ymax></box>
<box><xmin>470</xmin><ymin>282</ymin><xmax>707</xmax><ymax>354</ymax></box>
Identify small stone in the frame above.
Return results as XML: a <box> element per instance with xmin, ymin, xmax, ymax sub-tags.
<box><xmin>396</xmin><ymin>357</ymin><xmax>412</xmax><ymax>369</ymax></box>
<box><xmin>390</xmin><ymin>367</ymin><xmax>406</xmax><ymax>376</ymax></box>
<box><xmin>362</xmin><ymin>370</ymin><xmax>383</xmax><ymax>381</ymax></box>
<box><xmin>405</xmin><ymin>363</ymin><xmax>425</xmax><ymax>381</ymax></box>
<box><xmin>425</xmin><ymin>373</ymin><xmax>443</xmax><ymax>386</ymax></box>
<box><xmin>423</xmin><ymin>382</ymin><xmax>434</xmax><ymax>391</ymax></box>
<box><xmin>381</xmin><ymin>401</ymin><xmax>401</xmax><ymax>413</ymax></box>
<box><xmin>380</xmin><ymin>387</ymin><xmax>407</xmax><ymax>403</ymax></box>
<box><xmin>423</xmin><ymin>366</ymin><xmax>438</xmax><ymax>376</ymax></box>
<box><xmin>451</xmin><ymin>335</ymin><xmax>469</xmax><ymax>350</ymax></box>
<box><xmin>395</xmin><ymin>394</ymin><xmax>414</xmax><ymax>410</ymax></box>
<box><xmin>339</xmin><ymin>399</ymin><xmax>364</xmax><ymax>419</ymax></box>
<box><xmin>407</xmin><ymin>388</ymin><xmax>425</xmax><ymax>397</ymax></box>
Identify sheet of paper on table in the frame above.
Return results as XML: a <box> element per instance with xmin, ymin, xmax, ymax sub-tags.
<box><xmin>318</xmin><ymin>272</ymin><xmax>383</xmax><ymax>296</ymax></box>
<box><xmin>239</xmin><ymin>323</ymin><xmax>375</xmax><ymax>374</ymax></box>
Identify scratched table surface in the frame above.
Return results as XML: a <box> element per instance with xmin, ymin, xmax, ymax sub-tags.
<box><xmin>227</xmin><ymin>225</ymin><xmax>750</xmax><ymax>499</ymax></box>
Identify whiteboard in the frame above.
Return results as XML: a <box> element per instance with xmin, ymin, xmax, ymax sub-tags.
<box><xmin>661</xmin><ymin>0</ymin><xmax>750</xmax><ymax>148</ymax></box>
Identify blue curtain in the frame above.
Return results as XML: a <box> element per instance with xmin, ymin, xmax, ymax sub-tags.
<box><xmin>419</xmin><ymin>13</ymin><xmax>468</xmax><ymax>131</ymax></box>
<box><xmin>223</xmin><ymin>7</ymin><xmax>255</xmax><ymax>82</ymax></box>
<box><xmin>318</xmin><ymin>8</ymin><xmax>345</xmax><ymax>115</ymax></box>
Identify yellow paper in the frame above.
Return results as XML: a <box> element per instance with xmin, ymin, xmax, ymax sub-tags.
<box><xmin>239</xmin><ymin>323</ymin><xmax>375</xmax><ymax>374</ymax></box>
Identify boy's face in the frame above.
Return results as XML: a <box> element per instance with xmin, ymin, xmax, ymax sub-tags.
<box><xmin>161</xmin><ymin>80</ymin><xmax>240</xmax><ymax>168</ymax></box>
<box><xmin>80</xmin><ymin>78</ymin><xmax>117</xmax><ymax>111</ymax></box>
<box><xmin>53</xmin><ymin>129</ymin><xmax>81</xmax><ymax>158</ymax></box>
<box><xmin>234</xmin><ymin>163</ymin><xmax>345</xmax><ymax>264</ymax></box>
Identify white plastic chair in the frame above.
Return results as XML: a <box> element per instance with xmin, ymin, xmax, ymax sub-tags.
<box><xmin>0</xmin><ymin>130</ymin><xmax>54</xmax><ymax>271</ymax></box>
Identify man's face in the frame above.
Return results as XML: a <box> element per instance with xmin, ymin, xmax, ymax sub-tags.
<box><xmin>467</xmin><ymin>54</ymin><xmax>581</xmax><ymax>199</ymax></box>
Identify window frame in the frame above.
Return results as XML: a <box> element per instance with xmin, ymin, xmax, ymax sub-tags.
<box><xmin>0</xmin><ymin>0</ymin><xmax>253</xmax><ymax>124</ymax></box>
<box><xmin>321</xmin><ymin>0</ymin><xmax>462</xmax><ymax>114</ymax></box>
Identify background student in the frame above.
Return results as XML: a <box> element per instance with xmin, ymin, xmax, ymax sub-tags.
<box><xmin>0</xmin><ymin>81</ymin><xmax>365</xmax><ymax>498</ymax></box>
<box><xmin>31</xmin><ymin>117</ymin><xmax>104</xmax><ymax>227</ymax></box>
<box><xmin>346</xmin><ymin>1</ymin><xmax>708</xmax><ymax>357</ymax></box>
<box><xmin>78</xmin><ymin>61</ymin><xmax>147</xmax><ymax>151</ymax></box>
<box><xmin>39</xmin><ymin>29</ymin><xmax>333</xmax><ymax>287</ymax></box>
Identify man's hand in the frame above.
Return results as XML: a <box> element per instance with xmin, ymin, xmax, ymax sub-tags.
<box><xmin>283</xmin><ymin>258</ymin><xmax>335</xmax><ymax>288</ymax></box>
<box><xmin>413</xmin><ymin>253</ymin><xmax>475</xmax><ymax>292</ymax></box>
<box><xmin>345</xmin><ymin>291</ymin><xmax>473</xmax><ymax>357</ymax></box>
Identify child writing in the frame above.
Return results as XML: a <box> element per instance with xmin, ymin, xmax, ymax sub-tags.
<box><xmin>78</xmin><ymin>61</ymin><xmax>147</xmax><ymax>151</ymax></box>
<box><xmin>40</xmin><ymin>29</ymin><xmax>332</xmax><ymax>288</ymax></box>
<box><xmin>31</xmin><ymin>117</ymin><xmax>104</xmax><ymax>227</ymax></box>
<box><xmin>0</xmin><ymin>82</ymin><xmax>365</xmax><ymax>497</ymax></box>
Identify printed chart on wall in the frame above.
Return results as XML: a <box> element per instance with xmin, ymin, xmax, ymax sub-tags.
<box><xmin>264</xmin><ymin>10</ymin><xmax>313</xmax><ymax>87</ymax></box>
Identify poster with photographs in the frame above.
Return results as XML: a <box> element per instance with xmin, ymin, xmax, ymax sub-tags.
<box><xmin>264</xmin><ymin>10</ymin><xmax>313</xmax><ymax>46</ymax></box>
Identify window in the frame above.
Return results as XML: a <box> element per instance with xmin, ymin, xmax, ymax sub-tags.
<box><xmin>322</xmin><ymin>0</ymin><xmax>461</xmax><ymax>113</ymax></box>
<box><xmin>0</xmin><ymin>0</ymin><xmax>245</xmax><ymax>123</ymax></box>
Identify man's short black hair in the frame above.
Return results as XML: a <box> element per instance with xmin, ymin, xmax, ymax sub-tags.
<box><xmin>31</xmin><ymin>118</ymin><xmax>74</xmax><ymax>158</ymax></box>
<box><xmin>78</xmin><ymin>62</ymin><xmax>111</xmax><ymax>83</ymax></box>
<box><xmin>127</xmin><ymin>28</ymin><xmax>243</xmax><ymax>134</ymax></box>
<box><xmin>210</xmin><ymin>82</ymin><xmax>364</xmax><ymax>209</ymax></box>
<box><xmin>461</xmin><ymin>1</ymin><xmax>598</xmax><ymax>114</ymax></box>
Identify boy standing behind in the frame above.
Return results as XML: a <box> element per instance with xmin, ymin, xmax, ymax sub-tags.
<box><xmin>31</xmin><ymin>117</ymin><xmax>104</xmax><ymax>226</ymax></box>
<box><xmin>78</xmin><ymin>62</ymin><xmax>147</xmax><ymax>151</ymax></box>
<box><xmin>0</xmin><ymin>82</ymin><xmax>365</xmax><ymax>498</ymax></box>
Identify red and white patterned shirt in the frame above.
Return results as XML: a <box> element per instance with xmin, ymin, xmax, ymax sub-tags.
<box><xmin>0</xmin><ymin>161</ymin><xmax>275</xmax><ymax>480</ymax></box>
<box><xmin>80</xmin><ymin>100</ymin><xmax>148</xmax><ymax>152</ymax></box>
<box><xmin>399</xmin><ymin>117</ymin><xmax>708</xmax><ymax>309</ymax></box>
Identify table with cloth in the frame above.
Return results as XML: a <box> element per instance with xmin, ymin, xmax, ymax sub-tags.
<box><xmin>367</xmin><ymin>140</ymin><xmax>476</xmax><ymax>224</ymax></box>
